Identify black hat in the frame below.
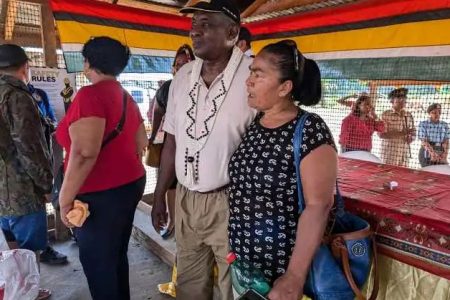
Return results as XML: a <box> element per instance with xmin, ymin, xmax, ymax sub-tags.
<box><xmin>427</xmin><ymin>103</ymin><xmax>441</xmax><ymax>113</ymax></box>
<box><xmin>388</xmin><ymin>87</ymin><xmax>408</xmax><ymax>99</ymax></box>
<box><xmin>180</xmin><ymin>0</ymin><xmax>240</xmax><ymax>24</ymax></box>
<box><xmin>0</xmin><ymin>44</ymin><xmax>29</xmax><ymax>68</ymax></box>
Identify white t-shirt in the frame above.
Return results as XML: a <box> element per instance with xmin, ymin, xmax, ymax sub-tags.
<box><xmin>244</xmin><ymin>49</ymin><xmax>254</xmax><ymax>57</ymax></box>
<box><xmin>163</xmin><ymin>55</ymin><xmax>256</xmax><ymax>192</ymax></box>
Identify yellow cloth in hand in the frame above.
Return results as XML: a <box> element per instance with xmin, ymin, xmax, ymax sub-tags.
<box><xmin>66</xmin><ymin>200</ymin><xmax>90</xmax><ymax>227</ymax></box>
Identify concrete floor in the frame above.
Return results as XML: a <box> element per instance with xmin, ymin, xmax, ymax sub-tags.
<box><xmin>40</xmin><ymin>238</ymin><xmax>173</xmax><ymax>300</ymax></box>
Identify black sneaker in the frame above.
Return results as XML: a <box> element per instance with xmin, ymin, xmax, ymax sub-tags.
<box><xmin>40</xmin><ymin>246</ymin><xmax>68</xmax><ymax>265</ymax></box>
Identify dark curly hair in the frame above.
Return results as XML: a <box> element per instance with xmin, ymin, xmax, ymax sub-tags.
<box><xmin>82</xmin><ymin>36</ymin><xmax>130</xmax><ymax>76</ymax></box>
<box><xmin>388</xmin><ymin>87</ymin><xmax>408</xmax><ymax>99</ymax></box>
<box><xmin>260</xmin><ymin>39</ymin><xmax>322</xmax><ymax>106</ymax></box>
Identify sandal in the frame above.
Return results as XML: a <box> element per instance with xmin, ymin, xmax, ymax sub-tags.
<box><xmin>160</xmin><ymin>226</ymin><xmax>174</xmax><ymax>240</ymax></box>
<box><xmin>36</xmin><ymin>288</ymin><xmax>52</xmax><ymax>300</ymax></box>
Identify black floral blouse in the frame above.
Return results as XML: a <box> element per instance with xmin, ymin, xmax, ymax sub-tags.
<box><xmin>228</xmin><ymin>109</ymin><xmax>336</xmax><ymax>283</ymax></box>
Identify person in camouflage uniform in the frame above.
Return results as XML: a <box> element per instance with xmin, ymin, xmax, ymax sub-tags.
<box><xmin>0</xmin><ymin>44</ymin><xmax>53</xmax><ymax>216</ymax></box>
<box><xmin>0</xmin><ymin>47</ymin><xmax>53</xmax><ymax>234</ymax></box>
<box><xmin>0</xmin><ymin>46</ymin><xmax>66</xmax><ymax>266</ymax></box>
<box><xmin>0</xmin><ymin>44</ymin><xmax>54</xmax><ymax>300</ymax></box>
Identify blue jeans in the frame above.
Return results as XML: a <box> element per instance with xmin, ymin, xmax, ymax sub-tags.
<box><xmin>0</xmin><ymin>209</ymin><xmax>47</xmax><ymax>251</ymax></box>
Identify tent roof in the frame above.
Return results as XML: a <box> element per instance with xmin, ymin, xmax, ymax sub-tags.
<box><xmin>94</xmin><ymin>0</ymin><xmax>360</xmax><ymax>23</ymax></box>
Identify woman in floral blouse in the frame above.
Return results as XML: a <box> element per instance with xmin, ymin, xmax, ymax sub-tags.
<box><xmin>228</xmin><ymin>40</ymin><xmax>337</xmax><ymax>300</ymax></box>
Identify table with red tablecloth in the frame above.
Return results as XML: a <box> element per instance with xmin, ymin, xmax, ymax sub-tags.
<box><xmin>338</xmin><ymin>157</ymin><xmax>450</xmax><ymax>280</ymax></box>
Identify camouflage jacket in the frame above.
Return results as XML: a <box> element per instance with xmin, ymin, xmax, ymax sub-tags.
<box><xmin>0</xmin><ymin>74</ymin><xmax>53</xmax><ymax>217</ymax></box>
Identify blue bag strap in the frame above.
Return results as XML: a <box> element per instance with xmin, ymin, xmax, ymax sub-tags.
<box><xmin>293</xmin><ymin>111</ymin><xmax>344</xmax><ymax>215</ymax></box>
<box><xmin>293</xmin><ymin>112</ymin><xmax>310</xmax><ymax>213</ymax></box>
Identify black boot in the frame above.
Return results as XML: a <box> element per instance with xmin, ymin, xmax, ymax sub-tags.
<box><xmin>40</xmin><ymin>246</ymin><xmax>68</xmax><ymax>265</ymax></box>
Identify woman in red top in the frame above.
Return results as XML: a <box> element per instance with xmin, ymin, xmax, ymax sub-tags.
<box><xmin>56</xmin><ymin>37</ymin><xmax>147</xmax><ymax>300</ymax></box>
<box><xmin>339</xmin><ymin>95</ymin><xmax>384</xmax><ymax>153</ymax></box>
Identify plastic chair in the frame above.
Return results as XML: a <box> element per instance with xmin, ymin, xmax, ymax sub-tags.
<box><xmin>339</xmin><ymin>151</ymin><xmax>382</xmax><ymax>164</ymax></box>
<box><xmin>421</xmin><ymin>164</ymin><xmax>450</xmax><ymax>175</ymax></box>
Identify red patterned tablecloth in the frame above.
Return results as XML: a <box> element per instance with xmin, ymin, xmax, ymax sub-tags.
<box><xmin>338</xmin><ymin>157</ymin><xmax>450</xmax><ymax>279</ymax></box>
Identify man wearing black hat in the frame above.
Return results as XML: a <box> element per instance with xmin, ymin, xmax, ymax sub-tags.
<box><xmin>151</xmin><ymin>1</ymin><xmax>256</xmax><ymax>299</ymax></box>
<box><xmin>0</xmin><ymin>44</ymin><xmax>54</xmax><ymax>299</ymax></box>
<box><xmin>379</xmin><ymin>87</ymin><xmax>415</xmax><ymax>166</ymax></box>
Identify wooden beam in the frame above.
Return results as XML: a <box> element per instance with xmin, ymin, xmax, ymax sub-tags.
<box><xmin>41</xmin><ymin>1</ymin><xmax>58</xmax><ymax>67</ymax></box>
<box><xmin>249</xmin><ymin>0</ymin><xmax>327</xmax><ymax>17</ymax></box>
<box><xmin>0</xmin><ymin>1</ymin><xmax>9</xmax><ymax>28</ymax></box>
<box><xmin>18</xmin><ymin>0</ymin><xmax>47</xmax><ymax>4</ymax></box>
<box><xmin>4</xmin><ymin>0</ymin><xmax>19</xmax><ymax>40</ymax></box>
<box><xmin>0</xmin><ymin>26</ymin><xmax>43</xmax><ymax>47</ymax></box>
<box><xmin>368</xmin><ymin>80</ymin><xmax>450</xmax><ymax>86</ymax></box>
<box><xmin>116</xmin><ymin>0</ymin><xmax>181</xmax><ymax>15</ymax></box>
<box><xmin>241</xmin><ymin>0</ymin><xmax>267</xmax><ymax>18</ymax></box>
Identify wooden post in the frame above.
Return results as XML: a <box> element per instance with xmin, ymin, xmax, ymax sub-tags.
<box><xmin>38</xmin><ymin>1</ymin><xmax>69</xmax><ymax>240</ymax></box>
<box><xmin>369</xmin><ymin>81</ymin><xmax>378</xmax><ymax>105</ymax></box>
<box><xmin>4</xmin><ymin>0</ymin><xmax>19</xmax><ymax>40</ymax></box>
<box><xmin>40</xmin><ymin>0</ymin><xmax>58</xmax><ymax>68</ymax></box>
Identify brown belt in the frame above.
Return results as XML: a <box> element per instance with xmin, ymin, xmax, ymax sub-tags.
<box><xmin>196</xmin><ymin>185</ymin><xmax>229</xmax><ymax>194</ymax></box>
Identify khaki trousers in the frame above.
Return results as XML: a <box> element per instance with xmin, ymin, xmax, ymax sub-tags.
<box><xmin>175</xmin><ymin>184</ymin><xmax>232</xmax><ymax>300</ymax></box>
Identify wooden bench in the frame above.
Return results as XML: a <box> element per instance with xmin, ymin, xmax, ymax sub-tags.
<box><xmin>132</xmin><ymin>195</ymin><xmax>176</xmax><ymax>266</ymax></box>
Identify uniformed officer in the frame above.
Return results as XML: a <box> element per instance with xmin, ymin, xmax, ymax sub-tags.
<box><xmin>0</xmin><ymin>44</ymin><xmax>54</xmax><ymax>300</ymax></box>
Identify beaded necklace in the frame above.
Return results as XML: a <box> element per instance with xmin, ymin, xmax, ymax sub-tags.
<box><xmin>183</xmin><ymin>47</ymin><xmax>243</xmax><ymax>185</ymax></box>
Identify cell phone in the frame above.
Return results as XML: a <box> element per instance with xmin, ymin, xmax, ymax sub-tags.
<box><xmin>236</xmin><ymin>289</ymin><xmax>269</xmax><ymax>300</ymax></box>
